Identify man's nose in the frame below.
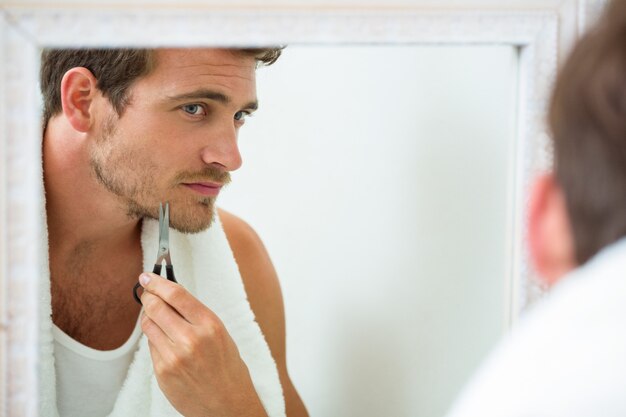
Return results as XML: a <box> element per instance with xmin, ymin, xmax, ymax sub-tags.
<box><xmin>199</xmin><ymin>123</ymin><xmax>243</xmax><ymax>171</ymax></box>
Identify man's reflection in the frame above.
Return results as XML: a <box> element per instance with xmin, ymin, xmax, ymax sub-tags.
<box><xmin>40</xmin><ymin>47</ymin><xmax>307</xmax><ymax>417</ymax></box>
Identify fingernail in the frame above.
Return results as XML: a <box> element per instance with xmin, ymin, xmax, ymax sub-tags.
<box><xmin>140</xmin><ymin>273</ymin><xmax>151</xmax><ymax>286</ymax></box>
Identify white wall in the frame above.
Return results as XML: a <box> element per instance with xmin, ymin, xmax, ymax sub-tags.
<box><xmin>219</xmin><ymin>45</ymin><xmax>518</xmax><ymax>417</ymax></box>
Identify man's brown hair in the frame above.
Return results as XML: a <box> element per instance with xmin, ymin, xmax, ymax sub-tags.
<box><xmin>40</xmin><ymin>47</ymin><xmax>282</xmax><ymax>128</ymax></box>
<box><xmin>548</xmin><ymin>0</ymin><xmax>626</xmax><ymax>264</ymax></box>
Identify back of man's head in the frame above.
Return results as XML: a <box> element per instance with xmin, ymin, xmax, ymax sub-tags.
<box><xmin>549</xmin><ymin>0</ymin><xmax>626</xmax><ymax>265</ymax></box>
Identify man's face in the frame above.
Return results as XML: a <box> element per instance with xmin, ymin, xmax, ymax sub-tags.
<box><xmin>89</xmin><ymin>48</ymin><xmax>258</xmax><ymax>233</ymax></box>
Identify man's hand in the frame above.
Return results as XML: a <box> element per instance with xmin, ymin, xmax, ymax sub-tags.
<box><xmin>138</xmin><ymin>272</ymin><xmax>268</xmax><ymax>417</ymax></box>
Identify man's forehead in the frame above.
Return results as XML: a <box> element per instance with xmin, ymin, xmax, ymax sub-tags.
<box><xmin>148</xmin><ymin>49</ymin><xmax>256</xmax><ymax>87</ymax></box>
<box><xmin>137</xmin><ymin>48</ymin><xmax>258</xmax><ymax>103</ymax></box>
<box><xmin>153</xmin><ymin>48</ymin><xmax>256</xmax><ymax>72</ymax></box>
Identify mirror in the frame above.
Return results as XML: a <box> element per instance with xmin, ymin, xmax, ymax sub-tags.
<box><xmin>0</xmin><ymin>2</ymin><xmax>593</xmax><ymax>416</ymax></box>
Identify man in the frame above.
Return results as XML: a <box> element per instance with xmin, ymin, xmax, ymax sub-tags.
<box><xmin>40</xmin><ymin>48</ymin><xmax>308</xmax><ymax>417</ymax></box>
<box><xmin>445</xmin><ymin>1</ymin><xmax>626</xmax><ymax>416</ymax></box>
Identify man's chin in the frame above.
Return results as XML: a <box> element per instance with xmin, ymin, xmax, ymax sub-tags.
<box><xmin>163</xmin><ymin>199</ymin><xmax>216</xmax><ymax>234</ymax></box>
<box><xmin>169</xmin><ymin>215</ymin><xmax>215</xmax><ymax>234</ymax></box>
<box><xmin>130</xmin><ymin>197</ymin><xmax>216</xmax><ymax>234</ymax></box>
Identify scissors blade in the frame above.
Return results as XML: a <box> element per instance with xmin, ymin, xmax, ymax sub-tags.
<box><xmin>155</xmin><ymin>202</ymin><xmax>167</xmax><ymax>258</ymax></box>
<box><xmin>162</xmin><ymin>202</ymin><xmax>170</xmax><ymax>249</ymax></box>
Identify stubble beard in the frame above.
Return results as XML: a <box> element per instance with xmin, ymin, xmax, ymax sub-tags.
<box><xmin>89</xmin><ymin>115</ymin><xmax>230</xmax><ymax>234</ymax></box>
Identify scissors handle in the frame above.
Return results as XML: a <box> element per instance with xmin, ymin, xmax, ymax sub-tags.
<box><xmin>132</xmin><ymin>264</ymin><xmax>178</xmax><ymax>305</ymax></box>
<box><xmin>153</xmin><ymin>263</ymin><xmax>177</xmax><ymax>283</ymax></box>
<box><xmin>132</xmin><ymin>282</ymin><xmax>143</xmax><ymax>305</ymax></box>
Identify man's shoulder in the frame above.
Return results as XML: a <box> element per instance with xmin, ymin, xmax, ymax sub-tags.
<box><xmin>216</xmin><ymin>207</ymin><xmax>284</xmax><ymax>332</ymax></box>
<box><xmin>217</xmin><ymin>207</ymin><xmax>263</xmax><ymax>252</ymax></box>
<box><xmin>216</xmin><ymin>208</ymin><xmax>307</xmax><ymax>415</ymax></box>
<box><xmin>218</xmin><ymin>209</ymin><xmax>280</xmax><ymax>300</ymax></box>
<box><xmin>446</xmin><ymin>264</ymin><xmax>626</xmax><ymax>417</ymax></box>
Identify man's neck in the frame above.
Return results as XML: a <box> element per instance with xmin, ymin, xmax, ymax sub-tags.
<box><xmin>43</xmin><ymin>119</ymin><xmax>146</xmax><ymax>348</ymax></box>
<box><xmin>43</xmin><ymin>117</ymin><xmax>141</xmax><ymax>290</ymax></box>
<box><xmin>43</xmin><ymin>118</ymin><xmax>143</xmax><ymax>282</ymax></box>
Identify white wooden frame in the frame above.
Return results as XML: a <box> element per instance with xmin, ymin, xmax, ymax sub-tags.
<box><xmin>0</xmin><ymin>1</ymin><xmax>607</xmax><ymax>415</ymax></box>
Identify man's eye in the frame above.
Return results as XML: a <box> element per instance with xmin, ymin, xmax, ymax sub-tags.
<box><xmin>182</xmin><ymin>104</ymin><xmax>205</xmax><ymax>116</ymax></box>
<box><xmin>234</xmin><ymin>110</ymin><xmax>251</xmax><ymax>121</ymax></box>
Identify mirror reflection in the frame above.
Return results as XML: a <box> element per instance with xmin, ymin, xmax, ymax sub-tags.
<box><xmin>40</xmin><ymin>44</ymin><xmax>518</xmax><ymax>417</ymax></box>
<box><xmin>41</xmin><ymin>47</ymin><xmax>298</xmax><ymax>417</ymax></box>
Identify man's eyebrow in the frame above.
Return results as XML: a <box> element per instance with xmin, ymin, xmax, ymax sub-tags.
<box><xmin>165</xmin><ymin>89</ymin><xmax>258</xmax><ymax>110</ymax></box>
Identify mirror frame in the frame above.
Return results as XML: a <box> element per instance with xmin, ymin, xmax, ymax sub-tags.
<box><xmin>0</xmin><ymin>1</ymin><xmax>607</xmax><ymax>414</ymax></box>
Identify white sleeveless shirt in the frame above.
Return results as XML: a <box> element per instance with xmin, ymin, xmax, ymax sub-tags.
<box><xmin>53</xmin><ymin>318</ymin><xmax>142</xmax><ymax>417</ymax></box>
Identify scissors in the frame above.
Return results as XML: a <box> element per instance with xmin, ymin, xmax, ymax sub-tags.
<box><xmin>133</xmin><ymin>202</ymin><xmax>178</xmax><ymax>305</ymax></box>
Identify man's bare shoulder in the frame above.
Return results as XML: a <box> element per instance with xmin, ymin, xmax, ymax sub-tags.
<box><xmin>218</xmin><ymin>208</ymin><xmax>268</xmax><ymax>260</ymax></box>
<box><xmin>217</xmin><ymin>207</ymin><xmax>280</xmax><ymax>291</ymax></box>
<box><xmin>217</xmin><ymin>208</ymin><xmax>285</xmax><ymax>355</ymax></box>
<box><xmin>217</xmin><ymin>207</ymin><xmax>310</xmax><ymax>417</ymax></box>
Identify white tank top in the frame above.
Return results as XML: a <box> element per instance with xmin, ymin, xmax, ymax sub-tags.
<box><xmin>53</xmin><ymin>318</ymin><xmax>142</xmax><ymax>417</ymax></box>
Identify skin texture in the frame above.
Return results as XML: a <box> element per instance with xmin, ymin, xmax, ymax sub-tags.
<box><xmin>43</xmin><ymin>48</ymin><xmax>308</xmax><ymax>417</ymax></box>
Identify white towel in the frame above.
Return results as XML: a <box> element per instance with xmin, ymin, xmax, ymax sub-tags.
<box><xmin>38</xmin><ymin>196</ymin><xmax>286</xmax><ymax>417</ymax></box>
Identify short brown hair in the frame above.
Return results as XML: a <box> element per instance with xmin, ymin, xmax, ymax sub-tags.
<box><xmin>548</xmin><ymin>0</ymin><xmax>626</xmax><ymax>264</ymax></box>
<box><xmin>40</xmin><ymin>47</ymin><xmax>282</xmax><ymax>128</ymax></box>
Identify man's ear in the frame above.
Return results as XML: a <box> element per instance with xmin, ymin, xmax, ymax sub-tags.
<box><xmin>59</xmin><ymin>67</ymin><xmax>99</xmax><ymax>133</ymax></box>
<box><xmin>528</xmin><ymin>173</ymin><xmax>577</xmax><ymax>286</ymax></box>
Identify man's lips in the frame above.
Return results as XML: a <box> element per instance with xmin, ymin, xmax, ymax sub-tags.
<box><xmin>182</xmin><ymin>182</ymin><xmax>223</xmax><ymax>196</ymax></box>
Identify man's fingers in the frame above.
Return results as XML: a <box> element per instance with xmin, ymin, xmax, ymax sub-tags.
<box><xmin>146</xmin><ymin>337</ymin><xmax>171</xmax><ymax>379</ymax></box>
<box><xmin>141</xmin><ymin>311</ymin><xmax>174</xmax><ymax>347</ymax></box>
<box><xmin>141</xmin><ymin>290</ymin><xmax>190</xmax><ymax>342</ymax></box>
<box><xmin>138</xmin><ymin>272</ymin><xmax>216</xmax><ymax>325</ymax></box>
